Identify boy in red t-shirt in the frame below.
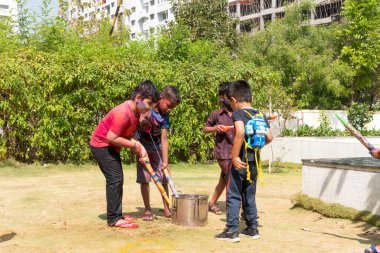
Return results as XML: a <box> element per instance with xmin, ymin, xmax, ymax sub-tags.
<box><xmin>90</xmin><ymin>80</ymin><xmax>159</xmax><ymax>229</ymax></box>
<box><xmin>203</xmin><ymin>82</ymin><xmax>234</xmax><ymax>215</ymax></box>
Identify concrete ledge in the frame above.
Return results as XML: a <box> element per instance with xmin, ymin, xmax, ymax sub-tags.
<box><xmin>302</xmin><ymin>157</ymin><xmax>380</xmax><ymax>216</ymax></box>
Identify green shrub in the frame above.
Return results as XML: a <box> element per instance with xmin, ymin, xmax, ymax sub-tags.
<box><xmin>347</xmin><ymin>102</ymin><xmax>373</xmax><ymax>131</ymax></box>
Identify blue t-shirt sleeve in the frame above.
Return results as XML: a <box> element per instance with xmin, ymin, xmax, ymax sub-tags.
<box><xmin>160</xmin><ymin>114</ymin><xmax>171</xmax><ymax>129</ymax></box>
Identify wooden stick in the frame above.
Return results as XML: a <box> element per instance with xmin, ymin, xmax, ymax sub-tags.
<box><xmin>335</xmin><ymin>113</ymin><xmax>375</xmax><ymax>151</ymax></box>
<box><xmin>163</xmin><ymin>168</ymin><xmax>179</xmax><ymax>198</ymax></box>
<box><xmin>142</xmin><ymin>158</ymin><xmax>170</xmax><ymax>206</ymax></box>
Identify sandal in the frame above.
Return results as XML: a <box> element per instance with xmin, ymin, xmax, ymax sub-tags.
<box><xmin>208</xmin><ymin>203</ymin><xmax>223</xmax><ymax>215</ymax></box>
<box><xmin>142</xmin><ymin>213</ymin><xmax>154</xmax><ymax>221</ymax></box>
<box><xmin>113</xmin><ymin>219</ymin><xmax>139</xmax><ymax>229</ymax></box>
<box><xmin>115</xmin><ymin>222</ymin><xmax>138</xmax><ymax>229</ymax></box>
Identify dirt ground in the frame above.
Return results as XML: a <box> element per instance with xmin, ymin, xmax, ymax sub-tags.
<box><xmin>0</xmin><ymin>162</ymin><xmax>379</xmax><ymax>253</ymax></box>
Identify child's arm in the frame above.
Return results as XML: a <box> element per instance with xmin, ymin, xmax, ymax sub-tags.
<box><xmin>203</xmin><ymin>112</ymin><xmax>218</xmax><ymax>133</ymax></box>
<box><xmin>106</xmin><ymin>130</ymin><xmax>147</xmax><ymax>159</ymax></box>
<box><xmin>231</xmin><ymin>121</ymin><xmax>246</xmax><ymax>170</ymax></box>
<box><xmin>161</xmin><ymin>128</ymin><xmax>169</xmax><ymax>169</ymax></box>
<box><xmin>266</xmin><ymin>128</ymin><xmax>273</xmax><ymax>144</ymax></box>
<box><xmin>203</xmin><ymin>125</ymin><xmax>234</xmax><ymax>134</ymax></box>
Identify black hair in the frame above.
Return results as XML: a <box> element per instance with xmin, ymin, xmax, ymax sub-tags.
<box><xmin>218</xmin><ymin>82</ymin><xmax>231</xmax><ymax>96</ymax></box>
<box><xmin>161</xmin><ymin>86</ymin><xmax>181</xmax><ymax>104</ymax></box>
<box><xmin>226</xmin><ymin>80</ymin><xmax>252</xmax><ymax>103</ymax></box>
<box><xmin>130</xmin><ymin>80</ymin><xmax>160</xmax><ymax>103</ymax></box>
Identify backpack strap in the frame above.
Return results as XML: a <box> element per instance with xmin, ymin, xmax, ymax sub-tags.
<box><xmin>254</xmin><ymin>148</ymin><xmax>264</xmax><ymax>186</ymax></box>
<box><xmin>243</xmin><ymin>109</ymin><xmax>253</xmax><ymax>118</ymax></box>
<box><xmin>244</xmin><ymin>141</ymin><xmax>252</xmax><ymax>183</ymax></box>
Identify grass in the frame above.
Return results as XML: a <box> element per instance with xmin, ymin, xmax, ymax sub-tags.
<box><xmin>291</xmin><ymin>193</ymin><xmax>380</xmax><ymax>227</ymax></box>
<box><xmin>0</xmin><ymin>160</ymin><xmax>378</xmax><ymax>252</ymax></box>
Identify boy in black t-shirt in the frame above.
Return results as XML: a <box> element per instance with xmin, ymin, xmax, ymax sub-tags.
<box><xmin>214</xmin><ymin>80</ymin><xmax>273</xmax><ymax>243</ymax></box>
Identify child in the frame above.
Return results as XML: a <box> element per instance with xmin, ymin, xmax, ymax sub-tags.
<box><xmin>90</xmin><ymin>80</ymin><xmax>160</xmax><ymax>229</ymax></box>
<box><xmin>136</xmin><ymin>86</ymin><xmax>181</xmax><ymax>220</ymax></box>
<box><xmin>214</xmin><ymin>80</ymin><xmax>273</xmax><ymax>242</ymax></box>
<box><xmin>203</xmin><ymin>82</ymin><xmax>234</xmax><ymax>215</ymax></box>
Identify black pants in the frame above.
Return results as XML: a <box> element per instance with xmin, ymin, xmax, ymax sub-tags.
<box><xmin>90</xmin><ymin>145</ymin><xmax>123</xmax><ymax>226</ymax></box>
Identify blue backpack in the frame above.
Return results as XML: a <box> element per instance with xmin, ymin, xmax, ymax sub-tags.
<box><xmin>244</xmin><ymin>110</ymin><xmax>268</xmax><ymax>149</ymax></box>
<box><xmin>243</xmin><ymin>109</ymin><xmax>268</xmax><ymax>184</ymax></box>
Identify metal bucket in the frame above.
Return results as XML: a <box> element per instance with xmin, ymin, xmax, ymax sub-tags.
<box><xmin>171</xmin><ymin>194</ymin><xmax>208</xmax><ymax>227</ymax></box>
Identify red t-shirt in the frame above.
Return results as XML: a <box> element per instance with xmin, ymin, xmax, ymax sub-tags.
<box><xmin>89</xmin><ymin>101</ymin><xmax>139</xmax><ymax>152</ymax></box>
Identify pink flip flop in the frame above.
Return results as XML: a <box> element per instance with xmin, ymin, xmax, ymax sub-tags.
<box><xmin>123</xmin><ymin>214</ymin><xmax>138</xmax><ymax>221</ymax></box>
<box><xmin>113</xmin><ymin>220</ymin><xmax>139</xmax><ymax>229</ymax></box>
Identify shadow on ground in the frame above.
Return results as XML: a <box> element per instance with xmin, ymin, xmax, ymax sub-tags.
<box><xmin>0</xmin><ymin>232</ymin><xmax>16</xmax><ymax>243</ymax></box>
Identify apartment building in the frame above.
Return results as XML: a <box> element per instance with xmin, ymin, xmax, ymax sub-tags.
<box><xmin>68</xmin><ymin>0</ymin><xmax>119</xmax><ymax>21</ymax></box>
<box><xmin>228</xmin><ymin>0</ymin><xmax>344</xmax><ymax>33</ymax></box>
<box><xmin>68</xmin><ymin>0</ymin><xmax>174</xmax><ymax>39</ymax></box>
<box><xmin>126</xmin><ymin>0</ymin><xmax>174</xmax><ymax>39</ymax></box>
<box><xmin>67</xmin><ymin>0</ymin><xmax>344</xmax><ymax>37</ymax></box>
<box><xmin>0</xmin><ymin>0</ymin><xmax>17</xmax><ymax>18</ymax></box>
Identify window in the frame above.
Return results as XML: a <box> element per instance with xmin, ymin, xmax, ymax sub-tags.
<box><xmin>131</xmin><ymin>33</ymin><xmax>135</xmax><ymax>39</ymax></box>
<box><xmin>111</xmin><ymin>2</ymin><xmax>114</xmax><ymax>7</ymax></box>
<box><xmin>158</xmin><ymin>10</ymin><xmax>168</xmax><ymax>21</ymax></box>
<box><xmin>131</xmin><ymin>7</ymin><xmax>136</xmax><ymax>12</ymax></box>
<box><xmin>162</xmin><ymin>10</ymin><xmax>168</xmax><ymax>20</ymax></box>
<box><xmin>150</xmin><ymin>14</ymin><xmax>154</xmax><ymax>20</ymax></box>
<box><xmin>131</xmin><ymin>20</ymin><xmax>135</xmax><ymax>25</ymax></box>
<box><xmin>150</xmin><ymin>0</ymin><xmax>154</xmax><ymax>5</ymax></box>
<box><xmin>0</xmin><ymin>4</ymin><xmax>9</xmax><ymax>9</ymax></box>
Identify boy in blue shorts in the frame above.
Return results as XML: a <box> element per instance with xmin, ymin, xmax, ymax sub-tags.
<box><xmin>214</xmin><ymin>80</ymin><xmax>273</xmax><ymax>242</ymax></box>
<box><xmin>136</xmin><ymin>86</ymin><xmax>181</xmax><ymax>220</ymax></box>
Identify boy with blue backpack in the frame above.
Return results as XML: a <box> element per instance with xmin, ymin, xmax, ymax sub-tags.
<box><xmin>214</xmin><ymin>80</ymin><xmax>273</xmax><ymax>243</ymax></box>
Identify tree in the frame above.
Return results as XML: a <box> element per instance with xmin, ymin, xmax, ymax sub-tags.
<box><xmin>347</xmin><ymin>102</ymin><xmax>373</xmax><ymax>130</ymax></box>
<box><xmin>238</xmin><ymin>0</ymin><xmax>354</xmax><ymax>109</ymax></box>
<box><xmin>171</xmin><ymin>0</ymin><xmax>238</xmax><ymax>48</ymax></box>
<box><xmin>339</xmin><ymin>0</ymin><xmax>380</xmax><ymax>107</ymax></box>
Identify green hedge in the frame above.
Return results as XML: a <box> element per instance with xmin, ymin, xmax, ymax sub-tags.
<box><xmin>0</xmin><ymin>29</ymin><xmax>259</xmax><ymax>163</ymax></box>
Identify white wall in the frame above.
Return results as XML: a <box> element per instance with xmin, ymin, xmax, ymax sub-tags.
<box><xmin>271</xmin><ymin>110</ymin><xmax>380</xmax><ymax>133</ymax></box>
<box><xmin>261</xmin><ymin>137</ymin><xmax>380</xmax><ymax>163</ymax></box>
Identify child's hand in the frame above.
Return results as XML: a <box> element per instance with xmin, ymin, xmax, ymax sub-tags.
<box><xmin>216</xmin><ymin>125</ymin><xmax>234</xmax><ymax>133</ymax></box>
<box><xmin>139</xmin><ymin>145</ymin><xmax>148</xmax><ymax>159</ymax></box>
<box><xmin>138</xmin><ymin>152</ymin><xmax>148</xmax><ymax>164</ymax></box>
<box><xmin>370</xmin><ymin>149</ymin><xmax>380</xmax><ymax>159</ymax></box>
<box><xmin>134</xmin><ymin>141</ymin><xmax>147</xmax><ymax>159</ymax></box>
<box><xmin>162</xmin><ymin>162</ymin><xmax>169</xmax><ymax>170</ymax></box>
<box><xmin>162</xmin><ymin>163</ymin><xmax>171</xmax><ymax>175</ymax></box>
<box><xmin>232</xmin><ymin>157</ymin><xmax>246</xmax><ymax>170</ymax></box>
